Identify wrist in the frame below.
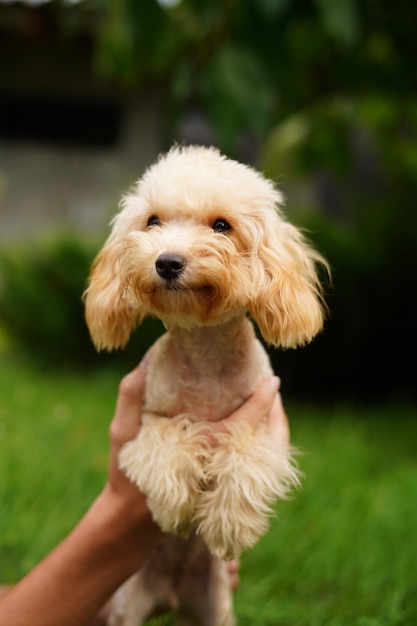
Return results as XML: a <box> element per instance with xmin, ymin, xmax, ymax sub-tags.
<box><xmin>87</xmin><ymin>486</ymin><xmax>161</xmax><ymax>573</ymax></box>
<box><xmin>0</xmin><ymin>487</ymin><xmax>162</xmax><ymax>626</ymax></box>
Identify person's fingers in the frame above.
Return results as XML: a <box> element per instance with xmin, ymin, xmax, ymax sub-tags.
<box><xmin>226</xmin><ymin>559</ymin><xmax>240</xmax><ymax>591</ymax></box>
<box><xmin>107</xmin><ymin>359</ymin><xmax>149</xmax><ymax>493</ymax></box>
<box><xmin>200</xmin><ymin>377</ymin><xmax>281</xmax><ymax>445</ymax></box>
<box><xmin>109</xmin><ymin>360</ymin><xmax>147</xmax><ymax>448</ymax></box>
<box><xmin>267</xmin><ymin>392</ymin><xmax>290</xmax><ymax>447</ymax></box>
<box><xmin>225</xmin><ymin>376</ymin><xmax>280</xmax><ymax>432</ymax></box>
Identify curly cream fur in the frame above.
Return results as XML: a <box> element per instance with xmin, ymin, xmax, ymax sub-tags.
<box><xmin>194</xmin><ymin>425</ymin><xmax>300</xmax><ymax>560</ymax></box>
<box><xmin>84</xmin><ymin>145</ymin><xmax>327</xmax><ymax>625</ymax></box>
<box><xmin>120</xmin><ymin>415</ymin><xmax>209</xmax><ymax>534</ymax></box>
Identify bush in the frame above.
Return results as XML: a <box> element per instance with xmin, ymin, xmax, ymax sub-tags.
<box><xmin>263</xmin><ymin>97</ymin><xmax>417</xmax><ymax>402</ymax></box>
<box><xmin>0</xmin><ymin>234</ymin><xmax>163</xmax><ymax>371</ymax></box>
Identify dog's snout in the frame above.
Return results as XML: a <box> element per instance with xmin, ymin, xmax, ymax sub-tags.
<box><xmin>155</xmin><ymin>253</ymin><xmax>186</xmax><ymax>281</ymax></box>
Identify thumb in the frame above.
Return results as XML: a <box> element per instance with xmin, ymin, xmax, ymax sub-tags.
<box><xmin>110</xmin><ymin>361</ymin><xmax>147</xmax><ymax>447</ymax></box>
<box><xmin>225</xmin><ymin>376</ymin><xmax>280</xmax><ymax>432</ymax></box>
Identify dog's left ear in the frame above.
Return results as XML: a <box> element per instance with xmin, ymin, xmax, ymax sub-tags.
<box><xmin>83</xmin><ymin>240</ymin><xmax>138</xmax><ymax>351</ymax></box>
<box><xmin>248</xmin><ymin>218</ymin><xmax>327</xmax><ymax>348</ymax></box>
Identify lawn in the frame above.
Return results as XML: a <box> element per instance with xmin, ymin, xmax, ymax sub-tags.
<box><xmin>0</xmin><ymin>355</ymin><xmax>416</xmax><ymax>625</ymax></box>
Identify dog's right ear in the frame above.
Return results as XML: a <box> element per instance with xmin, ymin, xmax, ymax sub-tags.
<box><xmin>83</xmin><ymin>240</ymin><xmax>137</xmax><ymax>351</ymax></box>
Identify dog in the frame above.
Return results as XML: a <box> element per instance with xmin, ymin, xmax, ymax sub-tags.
<box><xmin>84</xmin><ymin>145</ymin><xmax>327</xmax><ymax>625</ymax></box>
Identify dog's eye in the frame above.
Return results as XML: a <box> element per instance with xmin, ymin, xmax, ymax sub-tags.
<box><xmin>147</xmin><ymin>215</ymin><xmax>161</xmax><ymax>228</ymax></box>
<box><xmin>212</xmin><ymin>219</ymin><xmax>231</xmax><ymax>233</ymax></box>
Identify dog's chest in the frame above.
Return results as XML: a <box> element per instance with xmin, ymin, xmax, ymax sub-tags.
<box><xmin>145</xmin><ymin>357</ymin><xmax>248</xmax><ymax>421</ymax></box>
<box><xmin>144</xmin><ymin>321</ymin><xmax>272</xmax><ymax>422</ymax></box>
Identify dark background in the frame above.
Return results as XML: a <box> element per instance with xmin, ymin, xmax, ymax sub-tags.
<box><xmin>0</xmin><ymin>0</ymin><xmax>416</xmax><ymax>404</ymax></box>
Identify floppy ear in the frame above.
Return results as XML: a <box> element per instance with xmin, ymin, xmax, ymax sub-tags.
<box><xmin>248</xmin><ymin>219</ymin><xmax>327</xmax><ymax>348</ymax></box>
<box><xmin>83</xmin><ymin>240</ymin><xmax>138</xmax><ymax>351</ymax></box>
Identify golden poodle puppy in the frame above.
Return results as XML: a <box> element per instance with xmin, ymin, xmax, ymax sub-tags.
<box><xmin>84</xmin><ymin>145</ymin><xmax>327</xmax><ymax>625</ymax></box>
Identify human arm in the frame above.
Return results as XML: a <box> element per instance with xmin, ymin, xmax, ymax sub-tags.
<box><xmin>0</xmin><ymin>364</ymin><xmax>288</xmax><ymax>626</ymax></box>
<box><xmin>0</xmin><ymin>362</ymin><xmax>162</xmax><ymax>626</ymax></box>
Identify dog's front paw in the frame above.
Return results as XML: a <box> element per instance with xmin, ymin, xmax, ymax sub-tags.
<box><xmin>194</xmin><ymin>426</ymin><xmax>300</xmax><ymax>559</ymax></box>
<box><xmin>119</xmin><ymin>415</ymin><xmax>207</xmax><ymax>533</ymax></box>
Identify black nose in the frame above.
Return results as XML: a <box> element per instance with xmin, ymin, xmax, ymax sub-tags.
<box><xmin>155</xmin><ymin>253</ymin><xmax>186</xmax><ymax>281</ymax></box>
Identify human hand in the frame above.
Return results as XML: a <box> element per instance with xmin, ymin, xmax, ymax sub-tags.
<box><xmin>107</xmin><ymin>360</ymin><xmax>148</xmax><ymax>501</ymax></box>
<box><xmin>101</xmin><ymin>357</ymin><xmax>162</xmax><ymax>546</ymax></box>
<box><xmin>103</xmin><ymin>364</ymin><xmax>289</xmax><ymax>547</ymax></box>
<box><xmin>203</xmin><ymin>377</ymin><xmax>290</xmax><ymax>448</ymax></box>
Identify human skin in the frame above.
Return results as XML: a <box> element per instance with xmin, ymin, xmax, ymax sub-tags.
<box><xmin>0</xmin><ymin>362</ymin><xmax>289</xmax><ymax>626</ymax></box>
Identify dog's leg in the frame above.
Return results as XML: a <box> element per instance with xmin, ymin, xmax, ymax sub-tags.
<box><xmin>119</xmin><ymin>415</ymin><xmax>207</xmax><ymax>534</ymax></box>
<box><xmin>108</xmin><ymin>572</ymin><xmax>157</xmax><ymax>626</ymax></box>
<box><xmin>195</xmin><ymin>426</ymin><xmax>300</xmax><ymax>559</ymax></box>
<box><xmin>175</xmin><ymin>536</ymin><xmax>235</xmax><ymax>626</ymax></box>
<box><xmin>108</xmin><ymin>536</ymin><xmax>234</xmax><ymax>626</ymax></box>
<box><xmin>204</xmin><ymin>558</ymin><xmax>235</xmax><ymax>626</ymax></box>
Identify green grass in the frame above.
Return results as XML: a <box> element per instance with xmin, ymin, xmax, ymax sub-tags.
<box><xmin>238</xmin><ymin>404</ymin><xmax>417</xmax><ymax>626</ymax></box>
<box><xmin>0</xmin><ymin>355</ymin><xmax>416</xmax><ymax>625</ymax></box>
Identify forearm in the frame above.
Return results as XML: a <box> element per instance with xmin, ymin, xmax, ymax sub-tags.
<box><xmin>0</xmin><ymin>488</ymin><xmax>160</xmax><ymax>626</ymax></box>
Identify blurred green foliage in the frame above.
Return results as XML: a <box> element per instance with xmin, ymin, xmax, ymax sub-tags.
<box><xmin>0</xmin><ymin>235</ymin><xmax>164</xmax><ymax>371</ymax></box>
<box><xmin>262</xmin><ymin>96</ymin><xmax>417</xmax><ymax>401</ymax></box>
<box><xmin>0</xmin><ymin>236</ymin><xmax>99</xmax><ymax>368</ymax></box>
<box><xmin>1</xmin><ymin>0</ymin><xmax>416</xmax><ymax>401</ymax></box>
<box><xmin>84</xmin><ymin>0</ymin><xmax>416</xmax><ymax>152</ymax></box>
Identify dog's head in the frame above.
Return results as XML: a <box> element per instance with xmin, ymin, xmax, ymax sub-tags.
<box><xmin>84</xmin><ymin>145</ymin><xmax>327</xmax><ymax>350</ymax></box>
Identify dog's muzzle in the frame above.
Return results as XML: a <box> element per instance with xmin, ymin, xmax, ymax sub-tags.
<box><xmin>155</xmin><ymin>253</ymin><xmax>186</xmax><ymax>282</ymax></box>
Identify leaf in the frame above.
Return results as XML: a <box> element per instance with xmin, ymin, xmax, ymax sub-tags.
<box><xmin>201</xmin><ymin>46</ymin><xmax>275</xmax><ymax>152</ymax></box>
<box><xmin>256</xmin><ymin>0</ymin><xmax>291</xmax><ymax>18</ymax></box>
<box><xmin>314</xmin><ymin>0</ymin><xmax>360</xmax><ymax>46</ymax></box>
